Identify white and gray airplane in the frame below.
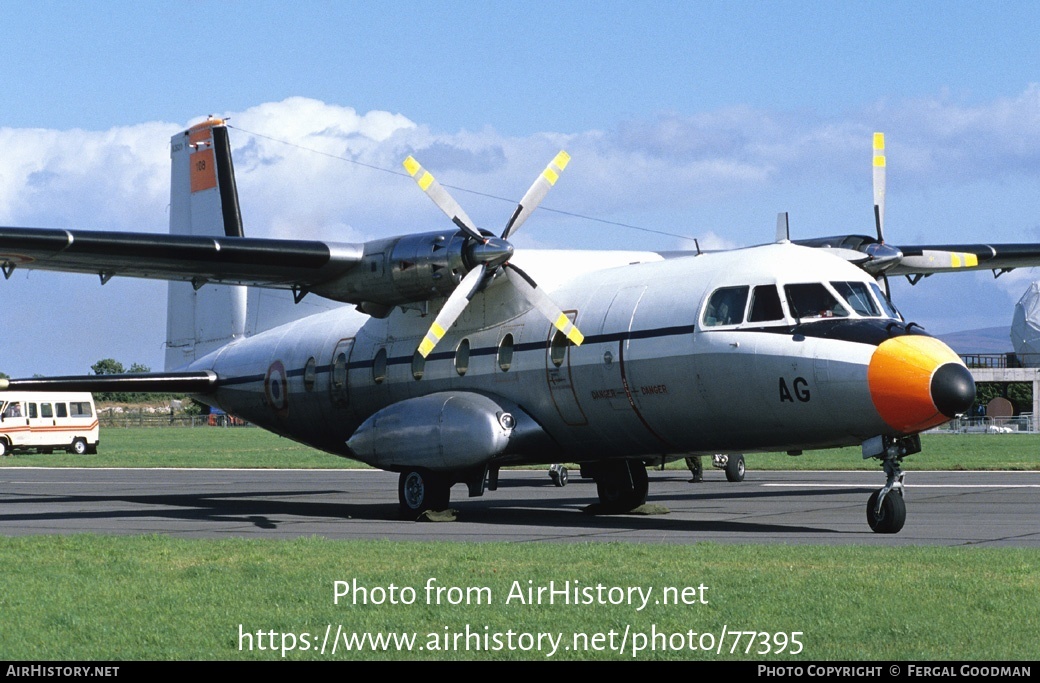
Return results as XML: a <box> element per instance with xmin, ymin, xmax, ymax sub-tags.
<box><xmin>0</xmin><ymin>123</ymin><xmax>1028</xmax><ymax>533</ymax></box>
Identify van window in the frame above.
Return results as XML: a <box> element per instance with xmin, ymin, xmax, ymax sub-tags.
<box><xmin>56</xmin><ymin>403</ymin><xmax>68</xmax><ymax>418</ymax></box>
<box><xmin>2</xmin><ymin>402</ymin><xmax>22</xmax><ymax>418</ymax></box>
<box><xmin>28</xmin><ymin>404</ymin><xmax>38</xmax><ymax>419</ymax></box>
<box><xmin>70</xmin><ymin>402</ymin><xmax>92</xmax><ymax>417</ymax></box>
<box><xmin>41</xmin><ymin>403</ymin><xmax>53</xmax><ymax>418</ymax></box>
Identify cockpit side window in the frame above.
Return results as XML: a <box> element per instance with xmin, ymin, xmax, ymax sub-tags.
<box><xmin>702</xmin><ymin>286</ymin><xmax>749</xmax><ymax>327</ymax></box>
<box><xmin>831</xmin><ymin>281</ymin><xmax>881</xmax><ymax>317</ymax></box>
<box><xmin>784</xmin><ymin>283</ymin><xmax>848</xmax><ymax>320</ymax></box>
<box><xmin>869</xmin><ymin>282</ymin><xmax>903</xmax><ymax>320</ymax></box>
<box><xmin>748</xmin><ymin>285</ymin><xmax>785</xmax><ymax>323</ymax></box>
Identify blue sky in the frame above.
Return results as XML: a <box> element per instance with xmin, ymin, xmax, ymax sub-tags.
<box><xmin>1</xmin><ymin>1</ymin><xmax>1039</xmax><ymax>376</ymax></box>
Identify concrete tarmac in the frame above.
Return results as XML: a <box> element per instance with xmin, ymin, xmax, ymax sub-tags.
<box><xmin>0</xmin><ymin>468</ymin><xmax>1037</xmax><ymax>546</ymax></box>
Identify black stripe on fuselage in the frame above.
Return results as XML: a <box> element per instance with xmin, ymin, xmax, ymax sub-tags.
<box><xmin>210</xmin><ymin>318</ymin><xmax>916</xmax><ymax>388</ymax></box>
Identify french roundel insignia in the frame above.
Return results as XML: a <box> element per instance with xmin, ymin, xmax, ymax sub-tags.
<box><xmin>264</xmin><ymin>360</ymin><xmax>289</xmax><ymax>416</ymax></box>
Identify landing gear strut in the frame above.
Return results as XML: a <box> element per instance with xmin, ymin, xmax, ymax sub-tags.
<box><xmin>863</xmin><ymin>435</ymin><xmax>918</xmax><ymax>534</ymax></box>
<box><xmin>586</xmin><ymin>460</ymin><xmax>648</xmax><ymax>512</ymax></box>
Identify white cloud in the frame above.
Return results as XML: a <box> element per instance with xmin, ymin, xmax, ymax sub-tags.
<box><xmin>2</xmin><ymin>89</ymin><xmax>1040</xmax><ymax>375</ymax></box>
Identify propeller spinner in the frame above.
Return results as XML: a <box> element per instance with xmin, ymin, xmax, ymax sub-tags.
<box><xmin>404</xmin><ymin>151</ymin><xmax>584</xmax><ymax>358</ymax></box>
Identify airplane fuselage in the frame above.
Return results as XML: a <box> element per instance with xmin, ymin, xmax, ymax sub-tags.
<box><xmin>192</xmin><ymin>242</ymin><xmax>969</xmax><ymax>470</ymax></box>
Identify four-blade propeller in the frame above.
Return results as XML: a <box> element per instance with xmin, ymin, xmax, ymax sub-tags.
<box><xmin>404</xmin><ymin>151</ymin><xmax>584</xmax><ymax>357</ymax></box>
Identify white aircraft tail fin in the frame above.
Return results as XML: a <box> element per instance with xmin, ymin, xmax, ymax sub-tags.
<box><xmin>165</xmin><ymin>119</ymin><xmax>247</xmax><ymax>370</ymax></box>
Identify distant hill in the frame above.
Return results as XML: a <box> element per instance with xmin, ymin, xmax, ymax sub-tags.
<box><xmin>937</xmin><ymin>327</ymin><xmax>1012</xmax><ymax>355</ymax></box>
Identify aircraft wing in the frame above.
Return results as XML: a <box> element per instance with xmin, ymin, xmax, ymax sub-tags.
<box><xmin>886</xmin><ymin>243</ymin><xmax>1040</xmax><ymax>276</ymax></box>
<box><xmin>0</xmin><ymin>371</ymin><xmax>218</xmax><ymax>394</ymax></box>
<box><xmin>795</xmin><ymin>235</ymin><xmax>1040</xmax><ymax>279</ymax></box>
<box><xmin>0</xmin><ymin>226</ymin><xmax>364</xmax><ymax>294</ymax></box>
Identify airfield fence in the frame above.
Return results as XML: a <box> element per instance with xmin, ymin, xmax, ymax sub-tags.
<box><xmin>960</xmin><ymin>353</ymin><xmax>1040</xmax><ymax>369</ymax></box>
<box><xmin>98</xmin><ymin>410</ymin><xmax>249</xmax><ymax>429</ymax></box>
<box><xmin>928</xmin><ymin>415</ymin><xmax>1035</xmax><ymax>434</ymax></box>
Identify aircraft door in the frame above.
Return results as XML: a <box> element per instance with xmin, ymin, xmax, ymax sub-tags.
<box><xmin>600</xmin><ymin>286</ymin><xmax>647</xmax><ymax>412</ymax></box>
<box><xmin>545</xmin><ymin>311</ymin><xmax>588</xmax><ymax>426</ymax></box>
<box><xmin>329</xmin><ymin>338</ymin><xmax>355</xmax><ymax>408</ymax></box>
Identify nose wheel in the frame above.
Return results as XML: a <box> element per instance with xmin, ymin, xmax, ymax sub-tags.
<box><xmin>867</xmin><ymin>487</ymin><xmax>906</xmax><ymax>533</ymax></box>
<box><xmin>863</xmin><ymin>435</ymin><xmax>916</xmax><ymax>534</ymax></box>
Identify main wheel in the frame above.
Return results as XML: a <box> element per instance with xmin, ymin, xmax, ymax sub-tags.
<box><xmin>595</xmin><ymin>461</ymin><xmax>649</xmax><ymax>511</ymax></box>
<box><xmin>725</xmin><ymin>454</ymin><xmax>745</xmax><ymax>482</ymax></box>
<box><xmin>0</xmin><ymin>439</ymin><xmax>7</xmax><ymax>457</ymax></box>
<box><xmin>70</xmin><ymin>438</ymin><xmax>88</xmax><ymax>455</ymax></box>
<box><xmin>398</xmin><ymin>469</ymin><xmax>450</xmax><ymax>517</ymax></box>
<box><xmin>867</xmin><ymin>488</ymin><xmax>906</xmax><ymax>534</ymax></box>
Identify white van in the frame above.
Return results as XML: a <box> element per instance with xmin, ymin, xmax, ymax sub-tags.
<box><xmin>0</xmin><ymin>392</ymin><xmax>99</xmax><ymax>456</ymax></box>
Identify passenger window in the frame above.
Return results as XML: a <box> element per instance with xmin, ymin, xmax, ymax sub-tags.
<box><xmin>372</xmin><ymin>348</ymin><xmax>388</xmax><ymax>384</ymax></box>
<box><xmin>56</xmin><ymin>404</ymin><xmax>68</xmax><ymax>418</ymax></box>
<box><xmin>455</xmin><ymin>339</ymin><xmax>470</xmax><ymax>376</ymax></box>
<box><xmin>29</xmin><ymin>404</ymin><xmax>37</xmax><ymax>419</ymax></box>
<box><xmin>702</xmin><ymin>287</ymin><xmax>749</xmax><ymax>327</ymax></box>
<box><xmin>831</xmin><ymin>281</ymin><xmax>880</xmax><ymax>317</ymax></box>
<box><xmin>303</xmin><ymin>357</ymin><xmax>316</xmax><ymax>391</ymax></box>
<box><xmin>332</xmin><ymin>353</ymin><xmax>347</xmax><ymax>389</ymax></box>
<box><xmin>748</xmin><ymin>285</ymin><xmax>785</xmax><ymax>323</ymax></box>
<box><xmin>411</xmin><ymin>350</ymin><xmax>425</xmax><ymax>380</ymax></box>
<box><xmin>549</xmin><ymin>330</ymin><xmax>568</xmax><ymax>367</ymax></box>
<box><xmin>41</xmin><ymin>403</ymin><xmax>53</xmax><ymax>418</ymax></box>
<box><xmin>785</xmin><ymin>283</ymin><xmax>848</xmax><ymax>320</ymax></box>
<box><xmin>498</xmin><ymin>334</ymin><xmax>514</xmax><ymax>372</ymax></box>
<box><xmin>70</xmin><ymin>402</ymin><xmax>92</xmax><ymax>417</ymax></box>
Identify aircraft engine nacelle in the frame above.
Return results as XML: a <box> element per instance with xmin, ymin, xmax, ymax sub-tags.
<box><xmin>346</xmin><ymin>392</ymin><xmax>549</xmax><ymax>470</ymax></box>
<box><xmin>386</xmin><ymin>231</ymin><xmax>470</xmax><ymax>302</ymax></box>
<box><xmin>326</xmin><ymin>230</ymin><xmax>473</xmax><ymax>317</ymax></box>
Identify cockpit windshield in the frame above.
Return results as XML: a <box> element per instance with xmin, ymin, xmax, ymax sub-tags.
<box><xmin>701</xmin><ymin>279</ymin><xmax>900</xmax><ymax>329</ymax></box>
<box><xmin>784</xmin><ymin>283</ymin><xmax>848</xmax><ymax>320</ymax></box>
<box><xmin>869</xmin><ymin>281</ymin><xmax>903</xmax><ymax>320</ymax></box>
<box><xmin>831</xmin><ymin>281</ymin><xmax>881</xmax><ymax>317</ymax></box>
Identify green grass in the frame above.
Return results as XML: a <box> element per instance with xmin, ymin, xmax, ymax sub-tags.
<box><xmin>0</xmin><ymin>535</ymin><xmax>1037</xmax><ymax>661</ymax></box>
<box><xmin>1</xmin><ymin>427</ymin><xmax>1037</xmax><ymax>470</ymax></box>
<box><xmin>2</xmin><ymin>428</ymin><xmax>1037</xmax><ymax>661</ymax></box>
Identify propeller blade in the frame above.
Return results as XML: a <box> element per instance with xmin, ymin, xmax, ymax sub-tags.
<box><xmin>504</xmin><ymin>264</ymin><xmax>584</xmax><ymax>346</ymax></box>
<box><xmin>403</xmin><ymin>156</ymin><xmax>485</xmax><ymax>243</ymax></box>
<box><xmin>872</xmin><ymin>132</ymin><xmax>886</xmax><ymax>242</ymax></box>
<box><xmin>501</xmin><ymin>151</ymin><xmax>570</xmax><ymax>240</ymax></box>
<box><xmin>416</xmin><ymin>265</ymin><xmax>487</xmax><ymax>358</ymax></box>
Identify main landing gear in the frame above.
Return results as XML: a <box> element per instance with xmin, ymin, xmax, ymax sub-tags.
<box><xmin>863</xmin><ymin>434</ymin><xmax>919</xmax><ymax>534</ymax></box>
<box><xmin>712</xmin><ymin>453</ymin><xmax>746</xmax><ymax>482</ymax></box>
<box><xmin>398</xmin><ymin>468</ymin><xmax>451</xmax><ymax>518</ymax></box>
<box><xmin>548</xmin><ymin>464</ymin><xmax>569</xmax><ymax>487</ymax></box>
<box><xmin>583</xmin><ymin>460</ymin><xmax>649</xmax><ymax>512</ymax></box>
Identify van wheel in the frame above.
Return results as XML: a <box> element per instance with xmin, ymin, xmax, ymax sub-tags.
<box><xmin>70</xmin><ymin>438</ymin><xmax>88</xmax><ymax>455</ymax></box>
<box><xmin>0</xmin><ymin>439</ymin><xmax>7</xmax><ymax>457</ymax></box>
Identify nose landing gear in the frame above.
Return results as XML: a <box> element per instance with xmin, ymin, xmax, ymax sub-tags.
<box><xmin>862</xmin><ymin>434</ymin><xmax>919</xmax><ymax>534</ymax></box>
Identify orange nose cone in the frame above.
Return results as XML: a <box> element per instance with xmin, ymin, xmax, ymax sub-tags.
<box><xmin>868</xmin><ymin>336</ymin><xmax>975</xmax><ymax>433</ymax></box>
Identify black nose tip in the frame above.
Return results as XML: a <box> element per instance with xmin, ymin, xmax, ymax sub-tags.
<box><xmin>930</xmin><ymin>363</ymin><xmax>975</xmax><ymax>417</ymax></box>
